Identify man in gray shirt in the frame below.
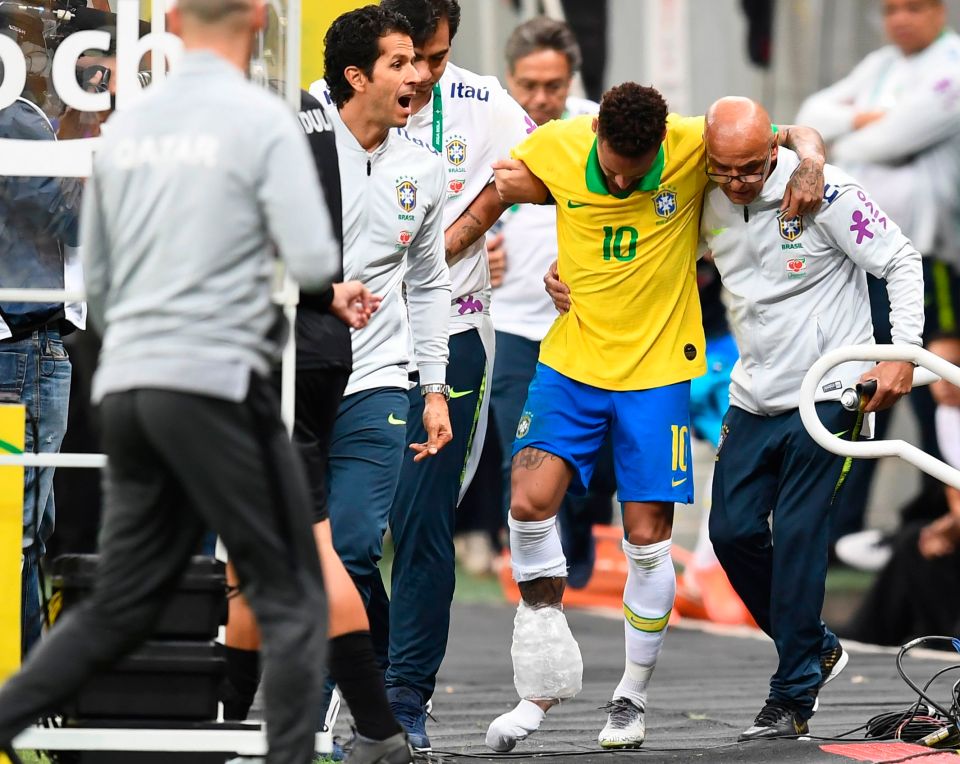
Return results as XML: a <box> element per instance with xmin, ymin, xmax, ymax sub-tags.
<box><xmin>0</xmin><ymin>2</ymin><xmax>337</xmax><ymax>763</ymax></box>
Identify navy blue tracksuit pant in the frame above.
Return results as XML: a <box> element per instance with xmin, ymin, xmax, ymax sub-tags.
<box><xmin>383</xmin><ymin>329</ymin><xmax>488</xmax><ymax>702</ymax></box>
<box><xmin>710</xmin><ymin>402</ymin><xmax>858</xmax><ymax>719</ymax></box>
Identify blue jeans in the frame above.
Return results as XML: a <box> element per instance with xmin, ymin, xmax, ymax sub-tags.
<box><xmin>0</xmin><ymin>324</ymin><xmax>71</xmax><ymax>656</ymax></box>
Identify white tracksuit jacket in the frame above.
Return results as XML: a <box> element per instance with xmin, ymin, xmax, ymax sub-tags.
<box><xmin>404</xmin><ymin>62</ymin><xmax>535</xmax><ymax>335</ymax></box>
<box><xmin>796</xmin><ymin>30</ymin><xmax>960</xmax><ymax>264</ymax></box>
<box><xmin>700</xmin><ymin>148</ymin><xmax>924</xmax><ymax>416</ymax></box>
<box><xmin>310</xmin><ymin>83</ymin><xmax>451</xmax><ymax>396</ymax></box>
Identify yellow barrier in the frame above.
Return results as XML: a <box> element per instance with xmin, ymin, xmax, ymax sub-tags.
<box><xmin>302</xmin><ymin>0</ymin><xmax>367</xmax><ymax>88</ymax></box>
<box><xmin>0</xmin><ymin>405</ymin><xmax>24</xmax><ymax>764</ymax></box>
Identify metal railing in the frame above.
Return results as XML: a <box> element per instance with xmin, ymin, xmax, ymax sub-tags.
<box><xmin>0</xmin><ymin>281</ymin><xmax>302</xmax><ymax>470</ymax></box>
<box><xmin>799</xmin><ymin>344</ymin><xmax>960</xmax><ymax>490</ymax></box>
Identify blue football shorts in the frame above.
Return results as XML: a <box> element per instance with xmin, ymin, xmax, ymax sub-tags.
<box><xmin>512</xmin><ymin>363</ymin><xmax>694</xmax><ymax>504</ymax></box>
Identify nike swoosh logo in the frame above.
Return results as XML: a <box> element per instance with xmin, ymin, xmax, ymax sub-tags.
<box><xmin>710</xmin><ymin>227</ymin><xmax>727</xmax><ymax>236</ymax></box>
<box><xmin>833</xmin><ymin>430</ymin><xmax>849</xmax><ymax>438</ymax></box>
<box><xmin>567</xmin><ymin>200</ymin><xmax>589</xmax><ymax>208</ymax></box>
<box><xmin>449</xmin><ymin>389</ymin><xmax>474</xmax><ymax>399</ymax></box>
<box><xmin>672</xmin><ymin>478</ymin><xmax>687</xmax><ymax>487</ymax></box>
<box><xmin>387</xmin><ymin>414</ymin><xmax>407</xmax><ymax>426</ymax></box>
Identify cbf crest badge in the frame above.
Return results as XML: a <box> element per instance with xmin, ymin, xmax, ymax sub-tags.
<box><xmin>446</xmin><ymin>136</ymin><xmax>467</xmax><ymax>166</ymax></box>
<box><xmin>516</xmin><ymin>412</ymin><xmax>533</xmax><ymax>439</ymax></box>
<box><xmin>653</xmin><ymin>187</ymin><xmax>678</xmax><ymax>219</ymax></box>
<box><xmin>397</xmin><ymin>179</ymin><xmax>418</xmax><ymax>212</ymax></box>
<box><xmin>778</xmin><ymin>213</ymin><xmax>803</xmax><ymax>241</ymax></box>
<box><xmin>715</xmin><ymin>423</ymin><xmax>729</xmax><ymax>461</ymax></box>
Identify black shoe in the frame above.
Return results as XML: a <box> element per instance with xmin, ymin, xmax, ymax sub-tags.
<box><xmin>343</xmin><ymin>732</ymin><xmax>412</xmax><ymax>764</ymax></box>
<box><xmin>738</xmin><ymin>701</ymin><xmax>808</xmax><ymax>741</ymax></box>
<box><xmin>820</xmin><ymin>643</ymin><xmax>848</xmax><ymax>687</ymax></box>
<box><xmin>813</xmin><ymin>642</ymin><xmax>849</xmax><ymax>712</ymax></box>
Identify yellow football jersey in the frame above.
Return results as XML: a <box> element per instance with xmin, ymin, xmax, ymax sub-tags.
<box><xmin>512</xmin><ymin>113</ymin><xmax>708</xmax><ymax>391</ymax></box>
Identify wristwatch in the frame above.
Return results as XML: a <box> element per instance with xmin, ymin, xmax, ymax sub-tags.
<box><xmin>420</xmin><ymin>383</ymin><xmax>450</xmax><ymax>400</ymax></box>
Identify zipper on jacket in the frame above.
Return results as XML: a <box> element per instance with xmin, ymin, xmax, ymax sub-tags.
<box><xmin>743</xmin><ymin>206</ymin><xmax>749</xmax><ymax>223</ymax></box>
<box><xmin>367</xmin><ymin>158</ymin><xmax>372</xmax><ymax>177</ymax></box>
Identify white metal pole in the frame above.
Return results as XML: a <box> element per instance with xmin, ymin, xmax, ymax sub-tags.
<box><xmin>279</xmin><ymin>0</ymin><xmax>301</xmax><ymax>434</ymax></box>
<box><xmin>0</xmin><ymin>453</ymin><xmax>107</xmax><ymax>469</ymax></box>
<box><xmin>799</xmin><ymin>344</ymin><xmax>960</xmax><ymax>489</ymax></box>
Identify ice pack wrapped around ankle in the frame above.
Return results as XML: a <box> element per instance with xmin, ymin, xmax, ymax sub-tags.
<box><xmin>511</xmin><ymin>601</ymin><xmax>583</xmax><ymax>700</ymax></box>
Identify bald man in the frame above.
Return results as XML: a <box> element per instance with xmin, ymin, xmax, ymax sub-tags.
<box><xmin>0</xmin><ymin>2</ymin><xmax>337</xmax><ymax>763</ymax></box>
<box><xmin>702</xmin><ymin>97</ymin><xmax>924</xmax><ymax>739</ymax></box>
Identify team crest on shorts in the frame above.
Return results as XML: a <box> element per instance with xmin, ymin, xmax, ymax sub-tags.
<box><xmin>653</xmin><ymin>187</ymin><xmax>678</xmax><ymax>219</ymax></box>
<box><xmin>516</xmin><ymin>412</ymin><xmax>533</xmax><ymax>439</ymax></box>
<box><xmin>396</xmin><ymin>179</ymin><xmax>418</xmax><ymax>212</ymax></box>
<box><xmin>715</xmin><ymin>423</ymin><xmax>729</xmax><ymax>461</ymax></box>
<box><xmin>778</xmin><ymin>213</ymin><xmax>803</xmax><ymax>241</ymax></box>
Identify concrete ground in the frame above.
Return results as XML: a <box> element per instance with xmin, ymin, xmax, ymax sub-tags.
<box><xmin>335</xmin><ymin>602</ymin><xmax>960</xmax><ymax>764</ymax></box>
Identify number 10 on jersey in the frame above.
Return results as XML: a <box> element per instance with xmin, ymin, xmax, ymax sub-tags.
<box><xmin>603</xmin><ymin>225</ymin><xmax>639</xmax><ymax>262</ymax></box>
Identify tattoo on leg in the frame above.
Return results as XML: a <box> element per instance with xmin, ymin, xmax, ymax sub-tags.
<box><xmin>518</xmin><ymin>576</ymin><xmax>566</xmax><ymax>607</ymax></box>
<box><xmin>513</xmin><ymin>447</ymin><xmax>560</xmax><ymax>471</ymax></box>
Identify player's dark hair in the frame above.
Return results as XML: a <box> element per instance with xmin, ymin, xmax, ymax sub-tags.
<box><xmin>379</xmin><ymin>0</ymin><xmax>461</xmax><ymax>47</ymax></box>
<box><xmin>596</xmin><ymin>83</ymin><xmax>668</xmax><ymax>158</ymax></box>
<box><xmin>505</xmin><ymin>16</ymin><xmax>581</xmax><ymax>75</ymax></box>
<box><xmin>324</xmin><ymin>5</ymin><xmax>413</xmax><ymax>108</ymax></box>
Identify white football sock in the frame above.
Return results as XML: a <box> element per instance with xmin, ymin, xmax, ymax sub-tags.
<box><xmin>615</xmin><ymin>538</ymin><xmax>675</xmax><ymax>707</ymax></box>
<box><xmin>486</xmin><ymin>699</ymin><xmax>546</xmax><ymax>752</ymax></box>
<box><xmin>508</xmin><ymin>515</ymin><xmax>567</xmax><ymax>582</ymax></box>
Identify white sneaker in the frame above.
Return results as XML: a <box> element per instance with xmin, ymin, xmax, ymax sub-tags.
<box><xmin>834</xmin><ymin>530</ymin><xmax>892</xmax><ymax>572</ymax></box>
<box><xmin>485</xmin><ymin>699</ymin><xmax>546</xmax><ymax>752</ymax></box>
<box><xmin>598</xmin><ymin>698</ymin><xmax>645</xmax><ymax>749</ymax></box>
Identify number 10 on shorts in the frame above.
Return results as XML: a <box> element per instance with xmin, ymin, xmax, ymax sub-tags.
<box><xmin>671</xmin><ymin>425</ymin><xmax>688</xmax><ymax>473</ymax></box>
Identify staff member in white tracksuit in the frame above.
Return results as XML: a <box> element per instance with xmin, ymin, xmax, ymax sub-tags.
<box><xmin>701</xmin><ymin>97</ymin><xmax>924</xmax><ymax>741</ymax></box>
<box><xmin>308</xmin><ymin>7</ymin><xmax>452</xmax><ymax>724</ymax></box>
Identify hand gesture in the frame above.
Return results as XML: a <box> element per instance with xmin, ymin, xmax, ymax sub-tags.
<box><xmin>330</xmin><ymin>281</ymin><xmax>381</xmax><ymax>329</ymax></box>
<box><xmin>410</xmin><ymin>393</ymin><xmax>453</xmax><ymax>462</ymax></box>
